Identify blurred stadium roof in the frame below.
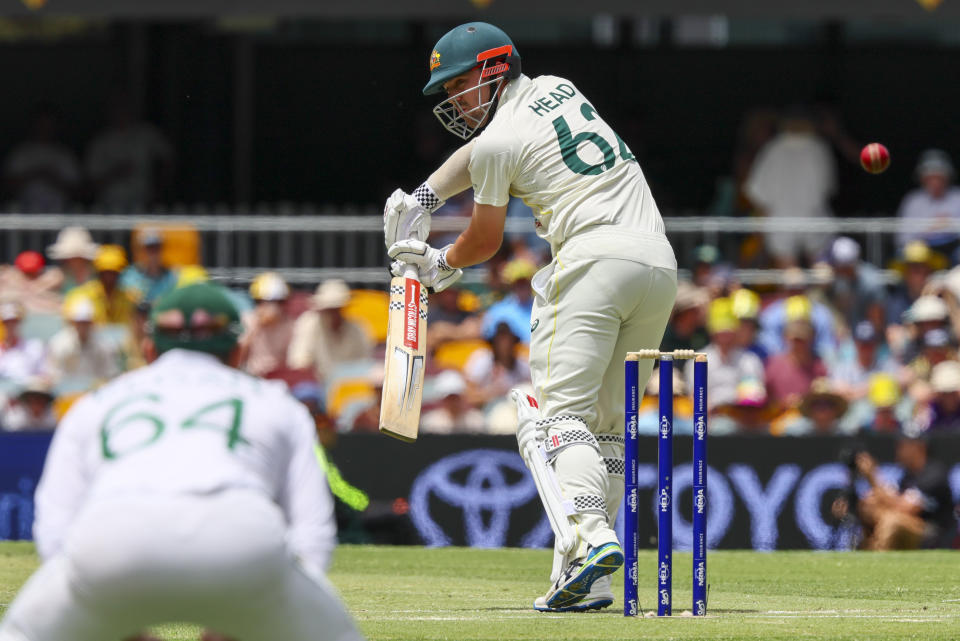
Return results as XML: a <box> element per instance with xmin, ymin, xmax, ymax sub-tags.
<box><xmin>5</xmin><ymin>0</ymin><xmax>958</xmax><ymax>19</ymax></box>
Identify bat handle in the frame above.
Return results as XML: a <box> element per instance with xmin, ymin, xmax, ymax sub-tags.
<box><xmin>401</xmin><ymin>264</ymin><xmax>420</xmax><ymax>281</ymax></box>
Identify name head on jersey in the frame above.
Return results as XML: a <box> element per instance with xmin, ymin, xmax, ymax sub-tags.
<box><xmin>150</xmin><ymin>282</ymin><xmax>242</xmax><ymax>356</ymax></box>
<box><xmin>423</xmin><ymin>22</ymin><xmax>521</xmax><ymax>140</ymax></box>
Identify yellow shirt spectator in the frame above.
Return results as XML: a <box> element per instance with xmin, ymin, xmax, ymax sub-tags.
<box><xmin>64</xmin><ymin>281</ymin><xmax>134</xmax><ymax>325</ymax></box>
<box><xmin>63</xmin><ymin>245</ymin><xmax>135</xmax><ymax>325</ymax></box>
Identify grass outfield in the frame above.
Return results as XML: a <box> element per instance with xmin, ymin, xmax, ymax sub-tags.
<box><xmin>2</xmin><ymin>542</ymin><xmax>960</xmax><ymax>640</ymax></box>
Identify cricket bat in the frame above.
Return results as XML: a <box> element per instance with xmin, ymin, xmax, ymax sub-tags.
<box><xmin>378</xmin><ymin>141</ymin><xmax>472</xmax><ymax>442</ymax></box>
<box><xmin>379</xmin><ymin>264</ymin><xmax>428</xmax><ymax>442</ymax></box>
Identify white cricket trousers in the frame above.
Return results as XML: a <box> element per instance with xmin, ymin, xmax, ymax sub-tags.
<box><xmin>0</xmin><ymin>490</ymin><xmax>363</xmax><ymax>641</ymax></box>
<box><xmin>529</xmin><ymin>257</ymin><xmax>677</xmax><ymax>435</ymax></box>
<box><xmin>529</xmin><ymin>257</ymin><xmax>676</xmax><ymax>558</ymax></box>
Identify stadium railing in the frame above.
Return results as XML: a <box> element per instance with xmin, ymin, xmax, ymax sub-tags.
<box><xmin>0</xmin><ymin>212</ymin><xmax>916</xmax><ymax>287</ymax></box>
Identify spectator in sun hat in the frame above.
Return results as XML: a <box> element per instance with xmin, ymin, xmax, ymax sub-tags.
<box><xmin>46</xmin><ymin>296</ymin><xmax>119</xmax><ymax>389</ymax></box>
<box><xmin>287</xmin><ymin>279</ymin><xmax>371</xmax><ymax>386</ymax></box>
<box><xmin>913</xmin><ymin>360</ymin><xmax>960</xmax><ymax>433</ymax></box>
<box><xmin>896</xmin><ymin>149</ymin><xmax>960</xmax><ymax>253</ymax></box>
<box><xmin>63</xmin><ymin>244</ymin><xmax>135</xmax><ymax>325</ymax></box>
<box><xmin>46</xmin><ymin>225</ymin><xmax>98</xmax><ymax>294</ymax></box>
<box><xmin>482</xmin><ymin>257</ymin><xmax>536</xmax><ymax>345</ymax></box>
<box><xmin>886</xmin><ymin>240</ymin><xmax>947</xmax><ymax>329</ymax></box>
<box><xmin>730</xmin><ymin>288</ymin><xmax>768</xmax><ymax>362</ymax></box>
<box><xmin>0</xmin><ymin>376</ymin><xmax>57</xmax><ymax>432</ymax></box>
<box><xmin>824</xmin><ymin>236</ymin><xmax>886</xmax><ymax>331</ymax></box>
<box><xmin>778</xmin><ymin>377</ymin><xmax>850</xmax><ymax>436</ymax></box>
<box><xmin>0</xmin><ymin>250</ymin><xmax>63</xmax><ymax>314</ymax></box>
<box><xmin>120</xmin><ymin>228</ymin><xmax>178</xmax><ymax>304</ymax></box>
<box><xmin>238</xmin><ymin>271</ymin><xmax>295</xmax><ymax>378</ymax></box>
<box><xmin>0</xmin><ymin>300</ymin><xmax>47</xmax><ymax>387</ymax></box>
<box><xmin>894</xmin><ymin>294</ymin><xmax>951</xmax><ymax>366</ymax></box>
<box><xmin>686</xmin><ymin>297</ymin><xmax>764</xmax><ymax>412</ymax></box>
<box><xmin>420</xmin><ymin>369</ymin><xmax>486</xmax><ymax>434</ymax></box>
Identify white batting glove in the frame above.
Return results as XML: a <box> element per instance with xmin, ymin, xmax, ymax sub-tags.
<box><xmin>512</xmin><ymin>389</ymin><xmax>544</xmax><ymax>452</ymax></box>
<box><xmin>388</xmin><ymin>240</ymin><xmax>463</xmax><ymax>292</ymax></box>
<box><xmin>383</xmin><ymin>184</ymin><xmax>441</xmax><ymax>249</ymax></box>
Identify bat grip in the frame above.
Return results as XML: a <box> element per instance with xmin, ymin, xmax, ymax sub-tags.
<box><xmin>401</xmin><ymin>264</ymin><xmax>420</xmax><ymax>281</ymax></box>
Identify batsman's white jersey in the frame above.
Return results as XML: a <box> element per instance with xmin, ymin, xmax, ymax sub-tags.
<box><xmin>0</xmin><ymin>349</ymin><xmax>362</xmax><ymax>641</ymax></box>
<box><xmin>470</xmin><ymin>73</ymin><xmax>676</xmax><ymax>270</ymax></box>
<box><xmin>470</xmin><ymin>74</ymin><xmax>678</xmax><ymax>572</ymax></box>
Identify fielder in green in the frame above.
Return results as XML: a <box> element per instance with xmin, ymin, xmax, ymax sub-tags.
<box><xmin>385</xmin><ymin>23</ymin><xmax>678</xmax><ymax>611</ymax></box>
<box><xmin>0</xmin><ymin>283</ymin><xmax>364</xmax><ymax>641</ymax></box>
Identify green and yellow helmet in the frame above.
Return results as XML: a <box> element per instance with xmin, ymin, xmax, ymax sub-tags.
<box><xmin>423</xmin><ymin>22</ymin><xmax>520</xmax><ymax>95</ymax></box>
<box><xmin>150</xmin><ymin>282</ymin><xmax>242</xmax><ymax>356</ymax></box>
<box><xmin>424</xmin><ymin>22</ymin><xmax>521</xmax><ymax>139</ymax></box>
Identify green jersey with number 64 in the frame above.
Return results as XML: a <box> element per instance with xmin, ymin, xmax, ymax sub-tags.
<box><xmin>469</xmin><ymin>74</ymin><xmax>675</xmax><ymax>270</ymax></box>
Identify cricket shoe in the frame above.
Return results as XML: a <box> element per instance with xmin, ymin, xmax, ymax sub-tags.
<box><xmin>533</xmin><ymin>542</ymin><xmax>623</xmax><ymax>611</ymax></box>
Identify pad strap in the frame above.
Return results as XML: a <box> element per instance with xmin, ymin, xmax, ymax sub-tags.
<box><xmin>539</xmin><ymin>419</ymin><xmax>598</xmax><ymax>461</ymax></box>
<box><xmin>604</xmin><ymin>457</ymin><xmax>625</xmax><ymax>478</ymax></box>
<box><xmin>573</xmin><ymin>493</ymin><xmax>608</xmax><ymax>516</ymax></box>
<box><xmin>597</xmin><ymin>434</ymin><xmax>625</xmax><ymax>446</ymax></box>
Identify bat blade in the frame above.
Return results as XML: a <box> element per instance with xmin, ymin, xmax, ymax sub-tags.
<box><xmin>379</xmin><ymin>269</ymin><xmax>427</xmax><ymax>442</ymax></box>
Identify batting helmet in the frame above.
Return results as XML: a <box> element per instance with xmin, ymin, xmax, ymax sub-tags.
<box><xmin>423</xmin><ymin>22</ymin><xmax>521</xmax><ymax>96</ymax></box>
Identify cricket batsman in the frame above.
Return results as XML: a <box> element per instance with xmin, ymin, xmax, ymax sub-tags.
<box><xmin>385</xmin><ymin>22</ymin><xmax>678</xmax><ymax>611</ymax></box>
<box><xmin>0</xmin><ymin>282</ymin><xmax>363</xmax><ymax>641</ymax></box>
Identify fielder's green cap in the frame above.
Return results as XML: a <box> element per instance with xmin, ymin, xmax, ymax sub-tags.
<box><xmin>150</xmin><ymin>282</ymin><xmax>242</xmax><ymax>356</ymax></box>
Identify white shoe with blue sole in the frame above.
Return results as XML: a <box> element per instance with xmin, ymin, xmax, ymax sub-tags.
<box><xmin>534</xmin><ymin>542</ymin><xmax>623</xmax><ymax>611</ymax></box>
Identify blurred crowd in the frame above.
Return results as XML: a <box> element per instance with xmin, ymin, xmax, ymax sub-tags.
<box><xmin>658</xmin><ymin>232</ymin><xmax>960</xmax><ymax>439</ymax></box>
<box><xmin>0</xmin><ymin>220</ymin><xmax>549</xmax><ymax>437</ymax></box>
<box><xmin>5</xmin><ymin>220</ymin><xmax>960</xmax><ymax>442</ymax></box>
<box><xmin>3</xmin><ymin>97</ymin><xmax>960</xmax><ymax>441</ymax></box>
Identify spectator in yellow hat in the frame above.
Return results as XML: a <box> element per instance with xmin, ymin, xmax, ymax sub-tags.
<box><xmin>238</xmin><ymin>272</ymin><xmax>294</xmax><ymax>378</ymax></box>
<box><xmin>482</xmin><ymin>257</ymin><xmax>536</xmax><ymax>345</ymax></box>
<box><xmin>686</xmin><ymin>297</ymin><xmax>764</xmax><ymax>413</ymax></box>
<box><xmin>63</xmin><ymin>244</ymin><xmax>135</xmax><ymax>325</ymax></box>
<box><xmin>731</xmin><ymin>288</ymin><xmax>768</xmax><ymax>362</ymax></box>
<box><xmin>855</xmin><ymin>373</ymin><xmax>906</xmax><ymax>434</ymax></box>
<box><xmin>758</xmin><ymin>270</ymin><xmax>838</xmax><ymax>359</ymax></box>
